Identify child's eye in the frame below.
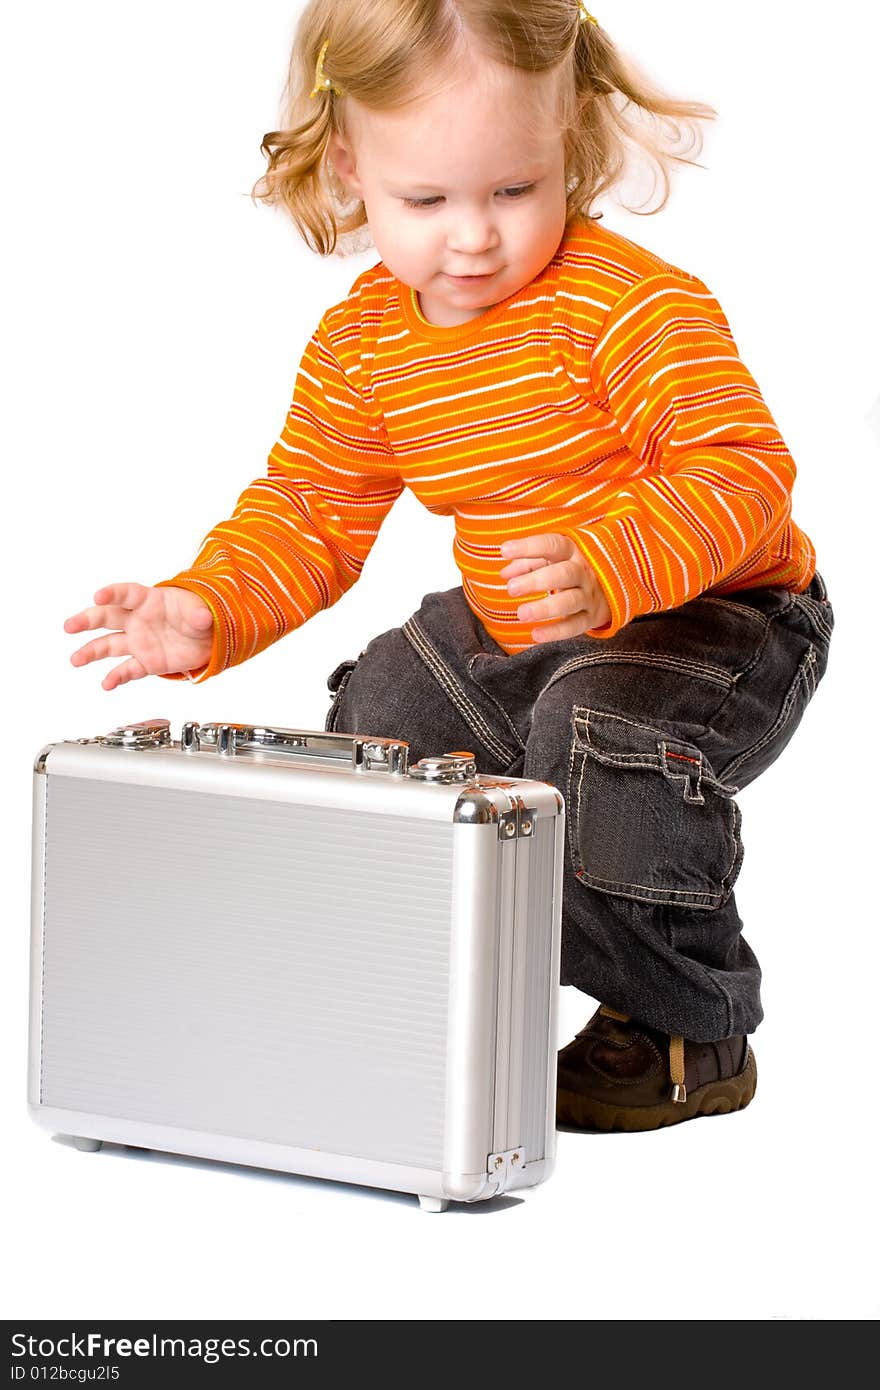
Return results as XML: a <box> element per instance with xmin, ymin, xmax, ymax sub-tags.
<box><xmin>401</xmin><ymin>185</ymin><xmax>534</xmax><ymax>210</ymax></box>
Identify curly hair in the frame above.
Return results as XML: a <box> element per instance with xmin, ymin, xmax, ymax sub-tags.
<box><xmin>251</xmin><ymin>0</ymin><xmax>717</xmax><ymax>256</ymax></box>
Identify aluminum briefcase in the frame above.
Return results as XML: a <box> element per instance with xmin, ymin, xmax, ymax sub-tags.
<box><xmin>29</xmin><ymin>718</ymin><xmax>564</xmax><ymax>1212</ymax></box>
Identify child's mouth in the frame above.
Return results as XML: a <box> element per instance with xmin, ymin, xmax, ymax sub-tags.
<box><xmin>445</xmin><ymin>271</ymin><xmax>497</xmax><ymax>284</ymax></box>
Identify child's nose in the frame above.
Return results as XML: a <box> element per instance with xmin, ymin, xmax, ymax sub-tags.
<box><xmin>447</xmin><ymin>212</ymin><xmax>500</xmax><ymax>255</ymax></box>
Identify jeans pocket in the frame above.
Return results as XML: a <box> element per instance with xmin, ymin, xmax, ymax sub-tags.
<box><xmin>567</xmin><ymin>707</ymin><xmax>744</xmax><ymax>911</ymax></box>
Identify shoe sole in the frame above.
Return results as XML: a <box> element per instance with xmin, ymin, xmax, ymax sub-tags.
<box><xmin>556</xmin><ymin>1047</ymin><xmax>758</xmax><ymax>1133</ymax></box>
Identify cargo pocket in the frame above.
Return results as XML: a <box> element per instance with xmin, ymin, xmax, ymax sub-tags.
<box><xmin>325</xmin><ymin>653</ymin><xmax>365</xmax><ymax>733</ymax></box>
<box><xmin>568</xmin><ymin>708</ymin><xmax>743</xmax><ymax>911</ymax></box>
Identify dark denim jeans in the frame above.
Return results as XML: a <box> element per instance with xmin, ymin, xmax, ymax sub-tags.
<box><xmin>323</xmin><ymin>572</ymin><xmax>834</xmax><ymax>1042</ymax></box>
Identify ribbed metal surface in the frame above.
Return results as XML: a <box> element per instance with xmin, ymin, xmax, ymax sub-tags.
<box><xmin>40</xmin><ymin>775</ymin><xmax>454</xmax><ymax>1169</ymax></box>
<box><xmin>521</xmin><ymin>817</ymin><xmax>556</xmax><ymax>1161</ymax></box>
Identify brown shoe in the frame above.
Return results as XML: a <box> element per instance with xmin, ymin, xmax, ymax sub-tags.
<box><xmin>556</xmin><ymin>1005</ymin><xmax>757</xmax><ymax>1132</ymax></box>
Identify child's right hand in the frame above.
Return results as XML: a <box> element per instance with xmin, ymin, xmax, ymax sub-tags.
<box><xmin>63</xmin><ymin>584</ymin><xmax>215</xmax><ymax>689</ymax></box>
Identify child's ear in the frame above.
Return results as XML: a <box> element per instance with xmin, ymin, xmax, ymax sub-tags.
<box><xmin>327</xmin><ymin>133</ymin><xmax>363</xmax><ymax>196</ymax></box>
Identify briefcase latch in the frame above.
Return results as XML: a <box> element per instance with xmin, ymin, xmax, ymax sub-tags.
<box><xmin>408</xmin><ymin>752</ymin><xmax>477</xmax><ymax>784</ymax></box>
<box><xmin>97</xmin><ymin>719</ymin><xmax>172</xmax><ymax>749</ymax></box>
<box><xmin>497</xmin><ymin>803</ymin><xmax>536</xmax><ymax>841</ymax></box>
<box><xmin>486</xmin><ymin>1147</ymin><xmax>526</xmax><ymax>1196</ymax></box>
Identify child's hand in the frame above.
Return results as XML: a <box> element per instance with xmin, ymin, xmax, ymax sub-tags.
<box><xmin>499</xmin><ymin>533</ymin><xmax>611</xmax><ymax>642</ymax></box>
<box><xmin>63</xmin><ymin>584</ymin><xmax>215</xmax><ymax>689</ymax></box>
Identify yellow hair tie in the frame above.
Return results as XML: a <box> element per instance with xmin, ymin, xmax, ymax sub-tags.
<box><xmin>309</xmin><ymin>40</ymin><xmax>344</xmax><ymax>99</ymax></box>
<box><xmin>579</xmin><ymin>3</ymin><xmax>599</xmax><ymax>24</ymax></box>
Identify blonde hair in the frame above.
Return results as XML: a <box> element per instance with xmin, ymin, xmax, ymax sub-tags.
<box><xmin>251</xmin><ymin>0</ymin><xmax>717</xmax><ymax>256</ymax></box>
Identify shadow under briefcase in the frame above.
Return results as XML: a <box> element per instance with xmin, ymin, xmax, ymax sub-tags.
<box><xmin>29</xmin><ymin>718</ymin><xmax>564</xmax><ymax>1212</ymax></box>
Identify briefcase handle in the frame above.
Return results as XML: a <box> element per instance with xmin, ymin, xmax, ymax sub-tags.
<box><xmin>185</xmin><ymin>721</ymin><xmax>411</xmax><ymax>775</ymax></box>
<box><xmin>72</xmin><ymin>720</ymin><xmax>477</xmax><ymax>782</ymax></box>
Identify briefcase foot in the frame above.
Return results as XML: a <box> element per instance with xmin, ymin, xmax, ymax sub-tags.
<box><xmin>418</xmin><ymin>1194</ymin><xmax>448</xmax><ymax>1213</ymax></box>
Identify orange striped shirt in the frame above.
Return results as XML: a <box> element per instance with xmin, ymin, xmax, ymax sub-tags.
<box><xmin>157</xmin><ymin>214</ymin><xmax>816</xmax><ymax>682</ymax></box>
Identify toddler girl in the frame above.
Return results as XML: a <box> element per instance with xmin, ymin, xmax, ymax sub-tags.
<box><xmin>63</xmin><ymin>0</ymin><xmax>835</xmax><ymax>1131</ymax></box>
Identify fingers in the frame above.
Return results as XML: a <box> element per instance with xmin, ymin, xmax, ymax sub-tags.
<box><xmin>69</xmin><ymin>632</ymin><xmax>132</xmax><ymax>669</ymax></box>
<box><xmin>100</xmin><ymin>657</ymin><xmax>147</xmax><ymax>692</ymax></box>
<box><xmin>63</xmin><ymin>584</ymin><xmax>146</xmax><ymax>633</ymax></box>
<box><xmin>93</xmin><ymin>583</ymin><xmax>148</xmax><ymax>608</ymax></box>
<box><xmin>500</xmin><ymin>533</ymin><xmax>569</xmax><ymax>560</ymax></box>
<box><xmin>505</xmin><ymin>558</ymin><xmax>573</xmax><ymax>599</ymax></box>
<box><xmin>516</xmin><ymin>585</ymin><xmax>585</xmax><ymax>628</ymax></box>
<box><xmin>65</xmin><ymin>605</ymin><xmax>133</xmax><ymax>636</ymax></box>
<box><xmin>498</xmin><ymin>557</ymin><xmax>546</xmax><ymax>581</ymax></box>
<box><xmin>498</xmin><ymin>538</ymin><xmax>601</xmax><ymax>642</ymax></box>
<box><xmin>499</xmin><ymin>536</ymin><xmax>576</xmax><ymax>593</ymax></box>
<box><xmin>528</xmin><ymin>610</ymin><xmax>592</xmax><ymax>644</ymax></box>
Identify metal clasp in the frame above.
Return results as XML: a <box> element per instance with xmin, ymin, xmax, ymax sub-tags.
<box><xmin>498</xmin><ymin>798</ymin><xmax>536</xmax><ymax>841</ymax></box>
<box><xmin>97</xmin><ymin>719</ymin><xmax>171</xmax><ymax>749</ymax></box>
<box><xmin>408</xmin><ymin>752</ymin><xmax>477</xmax><ymax>784</ymax></box>
<box><xmin>486</xmin><ymin>1147</ymin><xmax>525</xmax><ymax>1195</ymax></box>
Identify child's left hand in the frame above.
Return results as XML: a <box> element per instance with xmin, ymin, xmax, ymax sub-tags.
<box><xmin>499</xmin><ymin>532</ymin><xmax>612</xmax><ymax>642</ymax></box>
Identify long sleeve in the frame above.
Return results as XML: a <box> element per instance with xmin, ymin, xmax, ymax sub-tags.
<box><xmin>561</xmin><ymin>271</ymin><xmax>800</xmax><ymax>639</ymax></box>
<box><xmin>155</xmin><ymin>316</ymin><xmax>403</xmax><ymax>682</ymax></box>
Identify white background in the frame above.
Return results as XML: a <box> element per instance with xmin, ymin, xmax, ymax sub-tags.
<box><xmin>2</xmin><ymin>1</ymin><xmax>877</xmax><ymax>1321</ymax></box>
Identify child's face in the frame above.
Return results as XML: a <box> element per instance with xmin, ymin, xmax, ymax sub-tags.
<box><xmin>328</xmin><ymin>55</ymin><xmax>568</xmax><ymax>327</ymax></box>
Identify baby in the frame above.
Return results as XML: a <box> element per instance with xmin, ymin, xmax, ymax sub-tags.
<box><xmin>64</xmin><ymin>1</ymin><xmax>835</xmax><ymax>1131</ymax></box>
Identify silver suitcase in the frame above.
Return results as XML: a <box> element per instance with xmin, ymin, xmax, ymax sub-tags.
<box><xmin>29</xmin><ymin>718</ymin><xmax>564</xmax><ymax>1212</ymax></box>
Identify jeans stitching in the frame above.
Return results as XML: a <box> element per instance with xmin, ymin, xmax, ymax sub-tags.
<box><xmin>690</xmin><ymin>595</ymin><xmax>770</xmax><ymax>629</ymax></box>
<box><xmin>573</xmin><ymin>705</ymin><xmax>690</xmax><ymax>748</ymax></box>
<box><xmin>717</xmin><ymin>644</ymin><xmax>817</xmax><ymax>784</ymax></box>
<box><xmin>792</xmin><ymin>594</ymin><xmax>833</xmax><ymax>645</ymax></box>
<box><xmin>577</xmin><ymin>874</ymin><xmax>730</xmax><ymax>905</ymax></box>
<box><xmin>568</xmin><ymin>725</ymin><xmax>588</xmax><ymax>892</ymax></box>
<box><xmin>577</xmin><ymin>751</ymin><xmax>664</xmax><ymax>772</ymax></box>
<box><xmin>807</xmin><ymin>647</ymin><xmax>818</xmax><ymax>698</ymax></box>
<box><xmin>538</xmin><ymin>650</ymin><xmax>735</xmax><ymax>706</ymax></box>
<box><xmin>401</xmin><ymin>618</ymin><xmax>518</xmax><ymax>766</ymax></box>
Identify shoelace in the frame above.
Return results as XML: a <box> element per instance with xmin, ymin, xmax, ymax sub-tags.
<box><xmin>598</xmin><ymin>1005</ymin><xmax>687</xmax><ymax>1103</ymax></box>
